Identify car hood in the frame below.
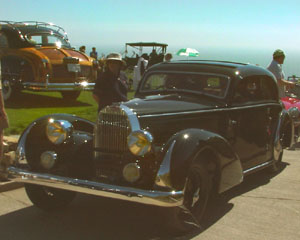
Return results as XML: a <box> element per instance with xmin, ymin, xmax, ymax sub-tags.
<box><xmin>281</xmin><ymin>96</ymin><xmax>300</xmax><ymax>110</ymax></box>
<box><xmin>123</xmin><ymin>94</ymin><xmax>225</xmax><ymax>116</ymax></box>
<box><xmin>36</xmin><ymin>47</ymin><xmax>91</xmax><ymax>63</ymax></box>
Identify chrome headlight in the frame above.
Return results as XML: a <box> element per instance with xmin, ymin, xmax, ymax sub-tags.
<box><xmin>288</xmin><ymin>107</ymin><xmax>300</xmax><ymax>120</ymax></box>
<box><xmin>127</xmin><ymin>130</ymin><xmax>153</xmax><ymax>156</ymax></box>
<box><xmin>46</xmin><ymin>119</ymin><xmax>73</xmax><ymax>145</ymax></box>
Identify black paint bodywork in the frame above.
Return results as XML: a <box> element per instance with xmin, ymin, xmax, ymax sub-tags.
<box><xmin>18</xmin><ymin>61</ymin><xmax>293</xmax><ymax>194</ymax></box>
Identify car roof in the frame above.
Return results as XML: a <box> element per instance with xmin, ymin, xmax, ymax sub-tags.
<box><xmin>147</xmin><ymin>60</ymin><xmax>274</xmax><ymax>79</ymax></box>
<box><xmin>126</xmin><ymin>42</ymin><xmax>168</xmax><ymax>47</ymax></box>
<box><xmin>0</xmin><ymin>21</ymin><xmax>67</xmax><ymax>38</ymax></box>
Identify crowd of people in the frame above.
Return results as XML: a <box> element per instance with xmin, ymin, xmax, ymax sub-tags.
<box><xmin>0</xmin><ymin>48</ymin><xmax>298</xmax><ymax>177</ymax></box>
<box><xmin>79</xmin><ymin>45</ymin><xmax>99</xmax><ymax>60</ymax></box>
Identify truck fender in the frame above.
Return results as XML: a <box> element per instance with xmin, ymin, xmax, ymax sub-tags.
<box><xmin>155</xmin><ymin>128</ymin><xmax>243</xmax><ymax>193</ymax></box>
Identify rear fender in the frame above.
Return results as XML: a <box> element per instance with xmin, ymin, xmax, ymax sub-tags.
<box><xmin>155</xmin><ymin>129</ymin><xmax>243</xmax><ymax>193</ymax></box>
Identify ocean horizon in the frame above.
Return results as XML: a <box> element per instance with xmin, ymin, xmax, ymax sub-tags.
<box><xmin>79</xmin><ymin>44</ymin><xmax>300</xmax><ymax>77</ymax></box>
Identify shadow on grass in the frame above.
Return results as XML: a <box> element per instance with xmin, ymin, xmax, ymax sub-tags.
<box><xmin>0</xmin><ymin>162</ymin><xmax>288</xmax><ymax>240</ymax></box>
<box><xmin>5</xmin><ymin>91</ymin><xmax>92</xmax><ymax>109</ymax></box>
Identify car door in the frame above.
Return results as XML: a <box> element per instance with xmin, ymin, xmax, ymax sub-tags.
<box><xmin>227</xmin><ymin>76</ymin><xmax>279</xmax><ymax>170</ymax></box>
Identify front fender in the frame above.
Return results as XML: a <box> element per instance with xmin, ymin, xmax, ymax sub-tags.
<box><xmin>15</xmin><ymin>114</ymin><xmax>95</xmax><ymax>168</ymax></box>
<box><xmin>155</xmin><ymin>129</ymin><xmax>243</xmax><ymax>193</ymax></box>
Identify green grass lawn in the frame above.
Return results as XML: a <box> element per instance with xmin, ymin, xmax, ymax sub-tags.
<box><xmin>5</xmin><ymin>90</ymin><xmax>135</xmax><ymax>135</ymax></box>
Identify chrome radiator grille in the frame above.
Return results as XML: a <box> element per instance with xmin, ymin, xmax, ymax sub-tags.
<box><xmin>94</xmin><ymin>106</ymin><xmax>131</xmax><ymax>153</ymax></box>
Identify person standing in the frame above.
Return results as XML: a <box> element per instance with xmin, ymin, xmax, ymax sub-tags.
<box><xmin>79</xmin><ymin>45</ymin><xmax>86</xmax><ymax>53</ymax></box>
<box><xmin>164</xmin><ymin>53</ymin><xmax>173</xmax><ymax>62</ymax></box>
<box><xmin>267</xmin><ymin>49</ymin><xmax>295</xmax><ymax>98</ymax></box>
<box><xmin>90</xmin><ymin>47</ymin><xmax>98</xmax><ymax>60</ymax></box>
<box><xmin>0</xmin><ymin>57</ymin><xmax>9</xmax><ymax>178</ymax></box>
<box><xmin>132</xmin><ymin>54</ymin><xmax>148</xmax><ymax>90</ymax></box>
<box><xmin>92</xmin><ymin>53</ymin><xmax>128</xmax><ymax>112</ymax></box>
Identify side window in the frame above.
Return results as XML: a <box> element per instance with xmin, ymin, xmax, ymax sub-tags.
<box><xmin>260</xmin><ymin>76</ymin><xmax>277</xmax><ymax>101</ymax></box>
<box><xmin>234</xmin><ymin>76</ymin><xmax>277</xmax><ymax>104</ymax></box>
<box><xmin>142</xmin><ymin>74</ymin><xmax>166</xmax><ymax>90</ymax></box>
<box><xmin>0</xmin><ymin>32</ymin><xmax>8</xmax><ymax>48</ymax></box>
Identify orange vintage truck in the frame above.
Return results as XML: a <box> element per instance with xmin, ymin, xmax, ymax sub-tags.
<box><xmin>0</xmin><ymin>21</ymin><xmax>97</xmax><ymax>101</ymax></box>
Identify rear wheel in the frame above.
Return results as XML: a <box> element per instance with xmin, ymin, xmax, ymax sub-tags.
<box><xmin>162</xmin><ymin>161</ymin><xmax>213</xmax><ymax>234</ymax></box>
<box><xmin>25</xmin><ymin>184</ymin><xmax>76</xmax><ymax>211</ymax></box>
<box><xmin>2</xmin><ymin>78</ymin><xmax>21</xmax><ymax>102</ymax></box>
<box><xmin>60</xmin><ymin>91</ymin><xmax>81</xmax><ymax>101</ymax></box>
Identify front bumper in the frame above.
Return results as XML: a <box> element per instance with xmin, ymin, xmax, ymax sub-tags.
<box><xmin>22</xmin><ymin>80</ymin><xmax>95</xmax><ymax>91</ymax></box>
<box><xmin>7</xmin><ymin>166</ymin><xmax>183</xmax><ymax>207</ymax></box>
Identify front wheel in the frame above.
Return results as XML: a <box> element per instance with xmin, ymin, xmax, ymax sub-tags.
<box><xmin>162</xmin><ymin>162</ymin><xmax>213</xmax><ymax>234</ymax></box>
<box><xmin>25</xmin><ymin>184</ymin><xmax>76</xmax><ymax>211</ymax></box>
<box><xmin>60</xmin><ymin>91</ymin><xmax>81</xmax><ymax>102</ymax></box>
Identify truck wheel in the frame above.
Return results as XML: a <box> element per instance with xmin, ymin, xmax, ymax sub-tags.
<box><xmin>25</xmin><ymin>184</ymin><xmax>76</xmax><ymax>211</ymax></box>
<box><xmin>162</xmin><ymin>161</ymin><xmax>213</xmax><ymax>234</ymax></box>
<box><xmin>2</xmin><ymin>79</ymin><xmax>20</xmax><ymax>101</ymax></box>
<box><xmin>60</xmin><ymin>91</ymin><xmax>81</xmax><ymax>101</ymax></box>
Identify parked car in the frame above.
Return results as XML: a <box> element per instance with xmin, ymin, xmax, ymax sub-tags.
<box><xmin>7</xmin><ymin>60</ymin><xmax>294</xmax><ymax>233</ymax></box>
<box><xmin>124</xmin><ymin>42</ymin><xmax>168</xmax><ymax>69</ymax></box>
<box><xmin>0</xmin><ymin>21</ymin><xmax>97</xmax><ymax>101</ymax></box>
<box><xmin>281</xmin><ymin>94</ymin><xmax>300</xmax><ymax>143</ymax></box>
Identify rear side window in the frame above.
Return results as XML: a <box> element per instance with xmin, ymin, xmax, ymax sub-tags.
<box><xmin>233</xmin><ymin>76</ymin><xmax>277</xmax><ymax>104</ymax></box>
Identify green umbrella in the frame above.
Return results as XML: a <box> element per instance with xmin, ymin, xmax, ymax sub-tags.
<box><xmin>176</xmin><ymin>48</ymin><xmax>199</xmax><ymax>57</ymax></box>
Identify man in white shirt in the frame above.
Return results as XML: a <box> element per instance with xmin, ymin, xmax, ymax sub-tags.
<box><xmin>267</xmin><ymin>49</ymin><xmax>295</xmax><ymax>98</ymax></box>
<box><xmin>133</xmin><ymin>54</ymin><xmax>148</xmax><ymax>90</ymax></box>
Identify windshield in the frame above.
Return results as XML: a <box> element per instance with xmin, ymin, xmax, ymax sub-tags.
<box><xmin>140</xmin><ymin>72</ymin><xmax>230</xmax><ymax>98</ymax></box>
<box><xmin>25</xmin><ymin>33</ymin><xmax>71</xmax><ymax>48</ymax></box>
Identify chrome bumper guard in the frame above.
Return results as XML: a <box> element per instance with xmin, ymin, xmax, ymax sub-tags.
<box><xmin>22</xmin><ymin>81</ymin><xmax>95</xmax><ymax>91</ymax></box>
<box><xmin>7</xmin><ymin>166</ymin><xmax>183</xmax><ymax>207</ymax></box>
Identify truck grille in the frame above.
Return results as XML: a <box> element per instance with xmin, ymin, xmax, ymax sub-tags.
<box><xmin>94</xmin><ymin>106</ymin><xmax>131</xmax><ymax>154</ymax></box>
<box><xmin>52</xmin><ymin>65</ymin><xmax>92</xmax><ymax>80</ymax></box>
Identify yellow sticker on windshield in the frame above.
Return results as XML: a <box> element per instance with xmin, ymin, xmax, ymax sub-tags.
<box><xmin>207</xmin><ymin>78</ymin><xmax>220</xmax><ymax>87</ymax></box>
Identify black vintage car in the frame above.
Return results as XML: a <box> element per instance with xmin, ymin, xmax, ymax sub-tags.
<box><xmin>7</xmin><ymin>60</ymin><xmax>294</xmax><ymax>233</ymax></box>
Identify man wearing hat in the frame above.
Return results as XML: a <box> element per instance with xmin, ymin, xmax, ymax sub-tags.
<box><xmin>267</xmin><ymin>49</ymin><xmax>295</xmax><ymax>98</ymax></box>
<box><xmin>92</xmin><ymin>52</ymin><xmax>128</xmax><ymax>112</ymax></box>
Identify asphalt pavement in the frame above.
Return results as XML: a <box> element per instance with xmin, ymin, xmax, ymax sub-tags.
<box><xmin>0</xmin><ymin>149</ymin><xmax>299</xmax><ymax>240</ymax></box>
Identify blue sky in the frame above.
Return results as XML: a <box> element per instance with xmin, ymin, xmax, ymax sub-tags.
<box><xmin>1</xmin><ymin>0</ymin><xmax>300</xmax><ymax>52</ymax></box>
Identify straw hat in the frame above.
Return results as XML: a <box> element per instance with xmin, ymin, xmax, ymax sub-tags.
<box><xmin>106</xmin><ymin>52</ymin><xmax>125</xmax><ymax>64</ymax></box>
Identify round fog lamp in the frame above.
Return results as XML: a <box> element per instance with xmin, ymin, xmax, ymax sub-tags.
<box><xmin>127</xmin><ymin>130</ymin><xmax>153</xmax><ymax>156</ymax></box>
<box><xmin>40</xmin><ymin>151</ymin><xmax>57</xmax><ymax>169</ymax></box>
<box><xmin>123</xmin><ymin>163</ymin><xmax>141</xmax><ymax>183</ymax></box>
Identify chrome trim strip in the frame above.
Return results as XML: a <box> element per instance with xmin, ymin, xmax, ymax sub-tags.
<box><xmin>140</xmin><ymin>103</ymin><xmax>281</xmax><ymax>118</ymax></box>
<box><xmin>155</xmin><ymin>140</ymin><xmax>176</xmax><ymax>189</ymax></box>
<box><xmin>243</xmin><ymin>160</ymin><xmax>273</xmax><ymax>175</ymax></box>
<box><xmin>7</xmin><ymin>166</ymin><xmax>183</xmax><ymax>207</ymax></box>
<box><xmin>15</xmin><ymin>121</ymin><xmax>37</xmax><ymax>165</ymax></box>
<box><xmin>120</xmin><ymin>104</ymin><xmax>141</xmax><ymax>131</ymax></box>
